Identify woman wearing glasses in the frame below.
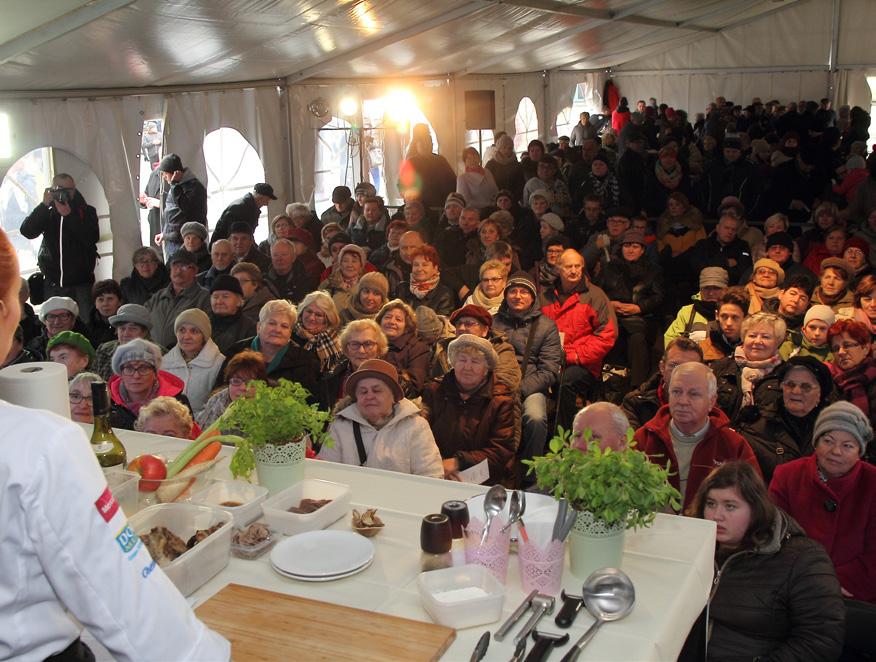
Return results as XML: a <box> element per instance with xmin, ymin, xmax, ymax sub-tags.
<box><xmin>107</xmin><ymin>337</ymin><xmax>193</xmax><ymax>430</ymax></box>
<box><xmin>770</xmin><ymin>401</ymin><xmax>876</xmax><ymax>609</ymax></box>
<box><xmin>321</xmin><ymin>319</ymin><xmax>387</xmax><ymax>411</ymax></box>
<box><xmin>737</xmin><ymin>356</ymin><xmax>835</xmax><ymax>484</ymax></box>
<box><xmin>827</xmin><ymin>319</ymin><xmax>876</xmax><ymax>431</ymax></box>
<box><xmin>197</xmin><ymin>350</ymin><xmax>268</xmax><ymax>431</ymax></box>
<box><xmin>68</xmin><ymin>371</ymin><xmax>102</xmax><ymax>424</ymax></box>
<box><xmin>221</xmin><ymin>300</ymin><xmax>320</xmax><ymax>404</ymax></box>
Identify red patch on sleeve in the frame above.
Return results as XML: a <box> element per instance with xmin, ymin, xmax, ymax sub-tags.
<box><xmin>95</xmin><ymin>486</ymin><xmax>119</xmax><ymax>523</ymax></box>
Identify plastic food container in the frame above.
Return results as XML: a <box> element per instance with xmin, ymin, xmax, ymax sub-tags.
<box><xmin>190</xmin><ymin>480</ymin><xmax>269</xmax><ymax>527</ymax></box>
<box><xmin>129</xmin><ymin>503</ymin><xmax>232</xmax><ymax>596</ymax></box>
<box><xmin>130</xmin><ymin>451</ymin><xmax>220</xmax><ymax>508</ymax></box>
<box><xmin>230</xmin><ymin>526</ymin><xmax>275</xmax><ymax>560</ymax></box>
<box><xmin>261</xmin><ymin>479</ymin><xmax>351</xmax><ymax>536</ymax></box>
<box><xmin>104</xmin><ymin>469</ymin><xmax>140</xmax><ymax>517</ymax></box>
<box><xmin>417</xmin><ymin>564</ymin><xmax>506</xmax><ymax>629</ymax></box>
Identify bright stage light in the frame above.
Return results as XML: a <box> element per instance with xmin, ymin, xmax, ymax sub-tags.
<box><xmin>385</xmin><ymin>89</ymin><xmax>416</xmax><ymax>131</ymax></box>
<box><xmin>339</xmin><ymin>96</ymin><xmax>359</xmax><ymax>117</ymax></box>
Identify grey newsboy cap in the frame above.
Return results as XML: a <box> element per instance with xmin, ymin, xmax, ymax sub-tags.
<box><xmin>813</xmin><ymin>401</ymin><xmax>874</xmax><ymax>454</ymax></box>
<box><xmin>108</xmin><ymin>304</ymin><xmax>152</xmax><ymax>330</ymax></box>
<box><xmin>447</xmin><ymin>333</ymin><xmax>499</xmax><ymax>371</ymax></box>
<box><xmin>111</xmin><ymin>338</ymin><xmax>162</xmax><ymax>376</ymax></box>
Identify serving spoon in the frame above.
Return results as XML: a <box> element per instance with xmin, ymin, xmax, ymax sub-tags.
<box><xmin>480</xmin><ymin>485</ymin><xmax>507</xmax><ymax>547</ymax></box>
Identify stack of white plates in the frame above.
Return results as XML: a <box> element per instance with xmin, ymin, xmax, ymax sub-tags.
<box><xmin>270</xmin><ymin>530</ymin><xmax>374</xmax><ymax>582</ymax></box>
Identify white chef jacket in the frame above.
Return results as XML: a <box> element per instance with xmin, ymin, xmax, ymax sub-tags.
<box><xmin>0</xmin><ymin>400</ymin><xmax>230</xmax><ymax>661</ymax></box>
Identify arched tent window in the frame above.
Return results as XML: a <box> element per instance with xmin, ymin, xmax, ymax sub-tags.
<box><xmin>0</xmin><ymin>147</ymin><xmax>112</xmax><ymax>280</ymax></box>
<box><xmin>465</xmin><ymin>130</ymin><xmax>495</xmax><ymax>163</ymax></box>
<box><xmin>315</xmin><ymin>116</ymin><xmax>359</xmax><ymax>217</ymax></box>
<box><xmin>514</xmin><ymin>97</ymin><xmax>539</xmax><ymax>155</ymax></box>
<box><xmin>203</xmin><ymin>128</ymin><xmax>267</xmax><ymax>245</ymax></box>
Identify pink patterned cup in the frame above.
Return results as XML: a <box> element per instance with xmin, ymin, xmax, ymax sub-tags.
<box><xmin>518</xmin><ymin>539</ymin><xmax>565</xmax><ymax>595</ymax></box>
<box><xmin>463</xmin><ymin>517</ymin><xmax>512</xmax><ymax>583</ymax></box>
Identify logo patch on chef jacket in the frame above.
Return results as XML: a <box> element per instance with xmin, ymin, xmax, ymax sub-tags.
<box><xmin>95</xmin><ymin>486</ymin><xmax>119</xmax><ymax>522</ymax></box>
<box><xmin>115</xmin><ymin>525</ymin><xmax>141</xmax><ymax>558</ymax></box>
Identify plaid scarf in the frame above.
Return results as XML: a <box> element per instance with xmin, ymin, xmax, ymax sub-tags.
<box><xmin>830</xmin><ymin>359</ymin><xmax>876</xmax><ymax>419</ymax></box>
<box><xmin>292</xmin><ymin>321</ymin><xmax>343</xmax><ymax>371</ymax></box>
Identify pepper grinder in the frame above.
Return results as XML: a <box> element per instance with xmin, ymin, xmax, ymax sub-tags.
<box><xmin>420</xmin><ymin>513</ymin><xmax>452</xmax><ymax>572</ymax></box>
<box><xmin>441</xmin><ymin>500</ymin><xmax>470</xmax><ymax>566</ymax></box>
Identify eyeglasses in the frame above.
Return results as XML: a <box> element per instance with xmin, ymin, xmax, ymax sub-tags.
<box><xmin>546</xmin><ymin>248</ymin><xmax>564</xmax><ymax>255</ymax></box>
<box><xmin>68</xmin><ymin>393</ymin><xmax>93</xmax><ymax>405</ymax></box>
<box><xmin>481</xmin><ymin>276</ymin><xmax>504</xmax><ymax>283</ymax></box>
<box><xmin>121</xmin><ymin>365</ymin><xmax>153</xmax><ymax>376</ymax></box>
<box><xmin>44</xmin><ymin>313</ymin><xmax>73</xmax><ymax>322</ymax></box>
<box><xmin>755</xmin><ymin>268</ymin><xmax>777</xmax><ymax>276</ymax></box>
<box><xmin>781</xmin><ymin>380</ymin><xmax>818</xmax><ymax>393</ymax></box>
<box><xmin>347</xmin><ymin>340</ymin><xmax>377</xmax><ymax>351</ymax></box>
<box><xmin>229</xmin><ymin>377</ymin><xmax>252</xmax><ymax>386</ymax></box>
<box><xmin>831</xmin><ymin>342</ymin><xmax>862</xmax><ymax>353</ymax></box>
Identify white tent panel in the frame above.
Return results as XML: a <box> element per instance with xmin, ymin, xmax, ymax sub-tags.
<box><xmin>838</xmin><ymin>0</ymin><xmax>876</xmax><ymax>64</ymax></box>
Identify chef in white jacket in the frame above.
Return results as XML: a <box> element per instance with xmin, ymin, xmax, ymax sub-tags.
<box><xmin>0</xmin><ymin>226</ymin><xmax>231</xmax><ymax>661</ymax></box>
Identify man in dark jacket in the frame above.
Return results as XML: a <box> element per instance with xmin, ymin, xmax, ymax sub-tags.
<box><xmin>616</xmin><ymin>131</ymin><xmax>648</xmax><ymax>214</ymax></box>
<box><xmin>492</xmin><ymin>273</ymin><xmax>562</xmax><ymax>485</ymax></box>
<box><xmin>197</xmin><ymin>239</ymin><xmax>234</xmax><ymax>290</ymax></box>
<box><xmin>228</xmin><ymin>222</ymin><xmax>270</xmax><ymax>275</ymax></box>
<box><xmin>699</xmin><ymin>135</ymin><xmax>760</xmax><ymax>217</ymax></box>
<box><xmin>20</xmin><ymin>173</ymin><xmax>99</xmax><ymax>320</ymax></box>
<box><xmin>207</xmin><ymin>275</ymin><xmax>255</xmax><ymax>356</ymax></box>
<box><xmin>265</xmin><ymin>239</ymin><xmax>317</xmax><ymax>304</ymax></box>
<box><xmin>621</xmin><ymin>337</ymin><xmax>703</xmax><ymax>430</ymax></box>
<box><xmin>156</xmin><ymin>154</ymin><xmax>207</xmax><ymax>261</ymax></box>
<box><xmin>756</xmin><ymin>148</ymin><xmax>829</xmax><ymax>225</ymax></box>
<box><xmin>144</xmin><ymin>250</ymin><xmax>210</xmax><ymax>348</ymax></box>
<box><xmin>210</xmin><ymin>183</ymin><xmax>276</xmax><ymax>246</ymax></box>
<box><xmin>689</xmin><ymin>213</ymin><xmax>753</xmax><ymax>285</ymax></box>
<box><xmin>764</xmin><ymin>273</ymin><xmax>814</xmax><ymax>333</ymax></box>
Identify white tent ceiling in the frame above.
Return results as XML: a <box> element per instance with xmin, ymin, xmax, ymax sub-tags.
<box><xmin>0</xmin><ymin>0</ymin><xmax>804</xmax><ymax>92</ymax></box>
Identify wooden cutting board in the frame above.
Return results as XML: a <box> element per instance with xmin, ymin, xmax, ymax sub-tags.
<box><xmin>195</xmin><ymin>584</ymin><xmax>456</xmax><ymax>661</ymax></box>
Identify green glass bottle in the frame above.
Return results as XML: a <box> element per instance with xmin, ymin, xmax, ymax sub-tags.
<box><xmin>90</xmin><ymin>381</ymin><xmax>127</xmax><ymax>468</ymax></box>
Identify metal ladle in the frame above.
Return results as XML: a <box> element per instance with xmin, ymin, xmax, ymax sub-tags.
<box><xmin>480</xmin><ymin>485</ymin><xmax>507</xmax><ymax>547</ymax></box>
<box><xmin>559</xmin><ymin>568</ymin><xmax>636</xmax><ymax>662</ymax></box>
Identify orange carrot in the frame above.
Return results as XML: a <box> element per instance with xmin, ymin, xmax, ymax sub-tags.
<box><xmin>181</xmin><ymin>441</ymin><xmax>221</xmax><ymax>471</ymax></box>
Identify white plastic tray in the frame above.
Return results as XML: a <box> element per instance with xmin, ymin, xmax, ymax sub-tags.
<box><xmin>260</xmin><ymin>479</ymin><xmax>351</xmax><ymax>536</ymax></box>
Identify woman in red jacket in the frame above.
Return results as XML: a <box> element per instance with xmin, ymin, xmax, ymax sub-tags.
<box><xmin>769</xmin><ymin>401</ymin><xmax>876</xmax><ymax>604</ymax></box>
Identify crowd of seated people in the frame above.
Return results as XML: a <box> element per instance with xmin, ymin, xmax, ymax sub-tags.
<box><xmin>12</xmin><ymin>95</ymin><xmax>876</xmax><ymax>654</ymax></box>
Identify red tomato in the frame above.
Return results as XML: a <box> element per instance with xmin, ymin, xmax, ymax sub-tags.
<box><xmin>127</xmin><ymin>454</ymin><xmax>167</xmax><ymax>492</ymax></box>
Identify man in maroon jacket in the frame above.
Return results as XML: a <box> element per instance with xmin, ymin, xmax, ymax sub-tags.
<box><xmin>634</xmin><ymin>361</ymin><xmax>759</xmax><ymax>510</ymax></box>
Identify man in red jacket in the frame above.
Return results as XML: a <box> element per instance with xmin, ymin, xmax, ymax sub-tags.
<box><xmin>540</xmin><ymin>248</ymin><xmax>617</xmax><ymax>430</ymax></box>
<box><xmin>633</xmin><ymin>362</ymin><xmax>759</xmax><ymax>510</ymax></box>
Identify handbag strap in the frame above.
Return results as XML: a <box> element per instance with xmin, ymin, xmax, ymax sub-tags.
<box><xmin>352</xmin><ymin>421</ymin><xmax>367</xmax><ymax>467</ymax></box>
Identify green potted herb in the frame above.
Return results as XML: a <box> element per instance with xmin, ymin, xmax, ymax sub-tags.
<box><xmin>525</xmin><ymin>427</ymin><xmax>680</xmax><ymax>579</ymax></box>
<box><xmin>218</xmin><ymin>379</ymin><xmax>331</xmax><ymax>494</ymax></box>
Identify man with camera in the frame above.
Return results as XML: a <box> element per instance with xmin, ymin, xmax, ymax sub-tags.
<box><xmin>20</xmin><ymin>173</ymin><xmax>99</xmax><ymax>321</ymax></box>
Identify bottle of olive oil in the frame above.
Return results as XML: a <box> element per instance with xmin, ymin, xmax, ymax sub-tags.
<box><xmin>90</xmin><ymin>381</ymin><xmax>127</xmax><ymax>468</ymax></box>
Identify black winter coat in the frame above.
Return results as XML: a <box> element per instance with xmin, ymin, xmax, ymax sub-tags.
<box><xmin>620</xmin><ymin>371</ymin><xmax>663</xmax><ymax>431</ymax></box>
<box><xmin>736</xmin><ymin>400</ymin><xmax>821</xmax><ymax>484</ymax></box>
<box><xmin>699</xmin><ymin>157</ymin><xmax>760</xmax><ymax>217</ymax></box>
<box><xmin>120</xmin><ymin>263</ymin><xmax>170</xmax><ymax>306</ymax></box>
<box><xmin>710</xmin><ymin>356</ymin><xmax>783</xmax><ymax>423</ymax></box>
<box><xmin>689</xmin><ymin>234</ymin><xmax>753</xmax><ymax>286</ymax></box>
<box><xmin>265</xmin><ymin>262</ymin><xmax>318</xmax><ymax>305</ymax></box>
<box><xmin>399</xmin><ymin>282</ymin><xmax>457</xmax><ymax>317</ymax></box>
<box><xmin>209</xmin><ymin>312</ymin><xmax>256</xmax><ymax>357</ymax></box>
<box><xmin>597</xmin><ymin>256</ymin><xmax>664</xmax><ymax>316</ymax></box>
<box><xmin>704</xmin><ymin>511</ymin><xmax>844</xmax><ymax>662</ymax></box>
<box><xmin>20</xmin><ymin>192</ymin><xmax>99</xmax><ymax>287</ymax></box>
<box><xmin>211</xmin><ymin>193</ymin><xmax>261</xmax><ymax>245</ymax></box>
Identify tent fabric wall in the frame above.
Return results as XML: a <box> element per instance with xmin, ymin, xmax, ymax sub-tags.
<box><xmin>0</xmin><ymin>95</ymin><xmax>154</xmax><ymax>280</ymax></box>
<box><xmin>163</xmin><ymin>87</ymin><xmax>288</xmax><ymax>223</ymax></box>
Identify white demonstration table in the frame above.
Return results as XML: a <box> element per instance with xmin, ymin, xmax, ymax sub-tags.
<box><xmin>110</xmin><ymin>429</ymin><xmax>716</xmax><ymax>661</ymax></box>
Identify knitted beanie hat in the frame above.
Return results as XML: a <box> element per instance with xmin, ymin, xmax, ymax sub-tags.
<box><xmin>111</xmin><ymin>338</ymin><xmax>163</xmax><ymax>376</ymax></box>
<box><xmin>174</xmin><ymin>308</ymin><xmax>212</xmax><ymax>339</ymax></box>
<box><xmin>812</xmin><ymin>401</ymin><xmax>873</xmax><ymax>454</ymax></box>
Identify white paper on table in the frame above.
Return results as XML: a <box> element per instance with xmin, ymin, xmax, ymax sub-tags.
<box><xmin>458</xmin><ymin>459</ymin><xmax>489</xmax><ymax>484</ymax></box>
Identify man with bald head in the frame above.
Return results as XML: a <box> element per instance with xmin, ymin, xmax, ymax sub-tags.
<box><xmin>540</xmin><ymin>248</ymin><xmax>617</xmax><ymax>430</ymax></box>
<box><xmin>633</xmin><ymin>362</ymin><xmax>759</xmax><ymax>510</ymax></box>
<box><xmin>384</xmin><ymin>230</ymin><xmax>424</xmax><ymax>298</ymax></box>
<box><xmin>571</xmin><ymin>402</ymin><xmax>630</xmax><ymax>452</ymax></box>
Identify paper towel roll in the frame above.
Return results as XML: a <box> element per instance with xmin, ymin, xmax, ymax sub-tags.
<box><xmin>0</xmin><ymin>361</ymin><xmax>71</xmax><ymax>419</ymax></box>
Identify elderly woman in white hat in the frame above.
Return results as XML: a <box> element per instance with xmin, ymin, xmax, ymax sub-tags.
<box><xmin>422</xmin><ymin>334</ymin><xmax>517</xmax><ymax>485</ymax></box>
<box><xmin>108</xmin><ymin>338</ymin><xmax>192</xmax><ymax>430</ymax></box>
<box><xmin>161</xmin><ymin>308</ymin><xmax>225</xmax><ymax>415</ymax></box>
<box><xmin>319</xmin><ymin>359</ymin><xmax>443</xmax><ymax>478</ymax></box>
<box><xmin>29</xmin><ymin>295</ymin><xmax>85</xmax><ymax>360</ymax></box>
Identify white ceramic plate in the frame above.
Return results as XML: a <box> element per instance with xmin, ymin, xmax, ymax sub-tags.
<box><xmin>270</xmin><ymin>530</ymin><xmax>374</xmax><ymax>578</ymax></box>
<box><xmin>466</xmin><ymin>492</ymin><xmax>559</xmax><ymax>531</ymax></box>
<box><xmin>270</xmin><ymin>558</ymin><xmax>373</xmax><ymax>582</ymax></box>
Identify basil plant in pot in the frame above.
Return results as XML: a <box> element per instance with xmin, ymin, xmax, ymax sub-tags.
<box><xmin>526</xmin><ymin>428</ymin><xmax>680</xmax><ymax>579</ymax></box>
<box><xmin>218</xmin><ymin>378</ymin><xmax>331</xmax><ymax>494</ymax></box>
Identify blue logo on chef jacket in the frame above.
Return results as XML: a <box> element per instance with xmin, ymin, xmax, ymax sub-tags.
<box><xmin>115</xmin><ymin>525</ymin><xmax>143</xmax><ymax>559</ymax></box>
<box><xmin>141</xmin><ymin>559</ymin><xmax>157</xmax><ymax>579</ymax></box>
